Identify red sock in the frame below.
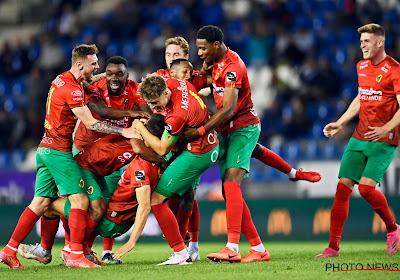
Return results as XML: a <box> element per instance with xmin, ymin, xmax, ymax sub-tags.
<box><xmin>329</xmin><ymin>182</ymin><xmax>352</xmax><ymax>251</ymax></box>
<box><xmin>358</xmin><ymin>184</ymin><xmax>397</xmax><ymax>233</ymax></box>
<box><xmin>241</xmin><ymin>200</ymin><xmax>261</xmax><ymax>246</ymax></box>
<box><xmin>69</xmin><ymin>208</ymin><xmax>87</xmax><ymax>254</ymax></box>
<box><xmin>40</xmin><ymin>216</ymin><xmax>60</xmax><ymax>251</ymax></box>
<box><xmin>188</xmin><ymin>200</ymin><xmax>200</xmax><ymax>242</ymax></box>
<box><xmin>254</xmin><ymin>144</ymin><xmax>292</xmax><ymax>174</ymax></box>
<box><xmin>167</xmin><ymin>195</ymin><xmax>180</xmax><ymax>216</ymax></box>
<box><xmin>84</xmin><ymin>213</ymin><xmax>98</xmax><ymax>255</ymax></box>
<box><xmin>103</xmin><ymin>238</ymin><xmax>114</xmax><ymax>252</ymax></box>
<box><xmin>176</xmin><ymin>208</ymin><xmax>192</xmax><ymax>240</ymax></box>
<box><xmin>4</xmin><ymin>207</ymin><xmax>40</xmax><ymax>255</ymax></box>
<box><xmin>224</xmin><ymin>182</ymin><xmax>243</xmax><ymax>244</ymax></box>
<box><xmin>152</xmin><ymin>203</ymin><xmax>185</xmax><ymax>252</ymax></box>
<box><xmin>60</xmin><ymin>216</ymin><xmax>70</xmax><ymax>247</ymax></box>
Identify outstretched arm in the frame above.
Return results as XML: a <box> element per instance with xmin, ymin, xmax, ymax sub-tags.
<box><xmin>88</xmin><ymin>99</ymin><xmax>151</xmax><ymax>120</ymax></box>
<box><xmin>113</xmin><ymin>185</ymin><xmax>151</xmax><ymax>259</ymax></box>
<box><xmin>72</xmin><ymin>106</ymin><xmax>137</xmax><ymax>138</ymax></box>
<box><xmin>323</xmin><ymin>92</ymin><xmax>360</xmax><ymax>138</ymax></box>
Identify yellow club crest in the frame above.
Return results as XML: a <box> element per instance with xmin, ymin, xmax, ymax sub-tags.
<box><xmin>87</xmin><ymin>186</ymin><xmax>94</xmax><ymax>194</ymax></box>
<box><xmin>79</xmin><ymin>179</ymin><xmax>84</xmax><ymax>188</ymax></box>
<box><xmin>376</xmin><ymin>74</ymin><xmax>382</xmax><ymax>83</ymax></box>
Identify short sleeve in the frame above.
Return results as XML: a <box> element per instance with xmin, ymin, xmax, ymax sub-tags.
<box><xmin>65</xmin><ymin>87</ymin><xmax>85</xmax><ymax>109</ymax></box>
<box><xmin>224</xmin><ymin>64</ymin><xmax>243</xmax><ymax>89</ymax></box>
<box><xmin>165</xmin><ymin>115</ymin><xmax>186</xmax><ymax>135</ymax></box>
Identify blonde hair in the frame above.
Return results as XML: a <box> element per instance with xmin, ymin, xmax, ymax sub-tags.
<box><xmin>71</xmin><ymin>44</ymin><xmax>99</xmax><ymax>64</ymax></box>
<box><xmin>357</xmin><ymin>23</ymin><xmax>385</xmax><ymax>39</ymax></box>
<box><xmin>165</xmin><ymin>36</ymin><xmax>189</xmax><ymax>55</ymax></box>
<box><xmin>138</xmin><ymin>74</ymin><xmax>167</xmax><ymax>100</ymax></box>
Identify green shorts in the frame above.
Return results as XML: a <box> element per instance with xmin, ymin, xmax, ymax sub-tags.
<box><xmin>95</xmin><ymin>217</ymin><xmax>133</xmax><ymax>239</ymax></box>
<box><xmin>339</xmin><ymin>138</ymin><xmax>397</xmax><ymax>184</ymax></box>
<box><xmin>104</xmin><ymin>169</ymin><xmax>123</xmax><ymax>197</ymax></box>
<box><xmin>80</xmin><ymin>167</ymin><xmax>109</xmax><ymax>202</ymax></box>
<box><xmin>155</xmin><ymin>145</ymin><xmax>219</xmax><ymax>198</ymax></box>
<box><xmin>218</xmin><ymin>124</ymin><xmax>260</xmax><ymax>180</ymax></box>
<box><xmin>35</xmin><ymin>148</ymin><xmax>86</xmax><ymax>198</ymax></box>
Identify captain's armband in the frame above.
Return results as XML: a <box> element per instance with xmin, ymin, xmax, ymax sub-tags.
<box><xmin>162</xmin><ymin>130</ymin><xmax>179</xmax><ymax>142</ymax></box>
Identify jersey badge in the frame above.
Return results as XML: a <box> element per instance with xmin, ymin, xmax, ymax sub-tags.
<box><xmin>87</xmin><ymin>186</ymin><xmax>94</xmax><ymax>194</ymax></box>
<box><xmin>227</xmin><ymin>72</ymin><xmax>236</xmax><ymax>82</ymax></box>
<box><xmin>79</xmin><ymin>179</ymin><xmax>84</xmax><ymax>188</ymax></box>
<box><xmin>135</xmin><ymin>170</ymin><xmax>145</xmax><ymax>181</ymax></box>
<box><xmin>376</xmin><ymin>74</ymin><xmax>382</xmax><ymax>83</ymax></box>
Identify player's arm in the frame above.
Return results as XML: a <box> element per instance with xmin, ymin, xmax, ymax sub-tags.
<box><xmin>183</xmin><ymin>87</ymin><xmax>238</xmax><ymax>141</ymax></box>
<box><xmin>82</xmin><ymin>73</ymin><xmax>106</xmax><ymax>88</ymax></box>
<box><xmin>72</xmin><ymin>106</ymin><xmax>138</xmax><ymax>138</ymax></box>
<box><xmin>364</xmin><ymin>94</ymin><xmax>400</xmax><ymax>142</ymax></box>
<box><xmin>130</xmin><ymin>138</ymin><xmax>166</xmax><ymax>165</ymax></box>
<box><xmin>88</xmin><ymin>99</ymin><xmax>151</xmax><ymax>120</ymax></box>
<box><xmin>198</xmin><ymin>87</ymin><xmax>212</xmax><ymax>96</ymax></box>
<box><xmin>323</xmin><ymin>91</ymin><xmax>360</xmax><ymax>138</ymax></box>
<box><xmin>132</xmin><ymin>119</ymin><xmax>178</xmax><ymax>156</ymax></box>
<box><xmin>113</xmin><ymin>185</ymin><xmax>151</xmax><ymax>259</ymax></box>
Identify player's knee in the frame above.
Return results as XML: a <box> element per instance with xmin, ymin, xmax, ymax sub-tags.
<box><xmin>68</xmin><ymin>193</ymin><xmax>89</xmax><ymax>210</ymax></box>
<box><xmin>358</xmin><ymin>184</ymin><xmax>374</xmax><ymax>199</ymax></box>
<box><xmin>29</xmin><ymin>197</ymin><xmax>52</xmax><ymax>215</ymax></box>
<box><xmin>89</xmin><ymin>199</ymin><xmax>106</xmax><ymax>222</ymax></box>
<box><xmin>251</xmin><ymin>143</ymin><xmax>263</xmax><ymax>158</ymax></box>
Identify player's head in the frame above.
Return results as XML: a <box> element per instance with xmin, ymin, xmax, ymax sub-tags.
<box><xmin>196</xmin><ymin>25</ymin><xmax>224</xmax><ymax>64</ymax></box>
<box><xmin>106</xmin><ymin>56</ymin><xmax>129</xmax><ymax>96</ymax></box>
<box><xmin>165</xmin><ymin>36</ymin><xmax>189</xmax><ymax>70</ymax></box>
<box><xmin>146</xmin><ymin>114</ymin><xmax>165</xmax><ymax>140</ymax></box>
<box><xmin>358</xmin><ymin>23</ymin><xmax>385</xmax><ymax>61</ymax></box>
<box><xmin>71</xmin><ymin>44</ymin><xmax>99</xmax><ymax>81</ymax></box>
<box><xmin>169</xmin><ymin>58</ymin><xmax>193</xmax><ymax>82</ymax></box>
<box><xmin>138</xmin><ymin>74</ymin><xmax>171</xmax><ymax>113</ymax></box>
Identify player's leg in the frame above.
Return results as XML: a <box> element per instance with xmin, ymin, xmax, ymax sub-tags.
<box><xmin>102</xmin><ymin>169</ymin><xmax>123</xmax><ymax>264</ymax></box>
<box><xmin>207</xmin><ymin>126</ymin><xmax>258</xmax><ymax>263</ymax></box>
<box><xmin>252</xmin><ymin>143</ymin><xmax>321</xmax><ymax>182</ymax></box>
<box><xmin>153</xmin><ymin>147</ymin><xmax>218</xmax><ymax>265</ymax></box>
<box><xmin>316</xmin><ymin>140</ymin><xmax>363</xmax><ymax>258</ymax></box>
<box><xmin>18</xmin><ymin>198</ymin><xmax>67</xmax><ymax>264</ymax></box>
<box><xmin>188</xmin><ymin>198</ymin><xmax>200</xmax><ymax>261</ymax></box>
<box><xmin>176</xmin><ymin>188</ymin><xmax>196</xmax><ymax>241</ymax></box>
<box><xmin>240</xmin><ymin>200</ymin><xmax>270</xmax><ymax>262</ymax></box>
<box><xmin>0</xmin><ymin>148</ymin><xmax>57</xmax><ymax>269</ymax></box>
<box><xmin>359</xmin><ymin>142</ymin><xmax>399</xmax><ymax>255</ymax></box>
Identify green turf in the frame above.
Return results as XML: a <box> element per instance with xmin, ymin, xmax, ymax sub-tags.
<box><xmin>0</xmin><ymin>241</ymin><xmax>399</xmax><ymax>280</ymax></box>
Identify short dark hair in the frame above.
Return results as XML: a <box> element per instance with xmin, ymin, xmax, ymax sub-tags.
<box><xmin>170</xmin><ymin>58</ymin><xmax>189</xmax><ymax>69</ymax></box>
<box><xmin>147</xmin><ymin>114</ymin><xmax>165</xmax><ymax>139</ymax></box>
<box><xmin>197</xmin><ymin>25</ymin><xmax>224</xmax><ymax>43</ymax></box>
<box><xmin>106</xmin><ymin>56</ymin><xmax>128</xmax><ymax>68</ymax></box>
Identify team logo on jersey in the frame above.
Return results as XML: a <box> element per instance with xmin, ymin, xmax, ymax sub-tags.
<box><xmin>165</xmin><ymin>124</ymin><xmax>172</xmax><ymax>134</ymax></box>
<box><xmin>124</xmin><ymin>99</ymin><xmax>128</xmax><ymax>108</ymax></box>
<box><xmin>79</xmin><ymin>179</ymin><xmax>84</xmax><ymax>188</ymax></box>
<box><xmin>227</xmin><ymin>72</ymin><xmax>236</xmax><ymax>82</ymax></box>
<box><xmin>135</xmin><ymin>170</ymin><xmax>145</xmax><ymax>181</ymax></box>
<box><xmin>376</xmin><ymin>74</ymin><xmax>383</xmax><ymax>83</ymax></box>
<box><xmin>87</xmin><ymin>186</ymin><xmax>94</xmax><ymax>194</ymax></box>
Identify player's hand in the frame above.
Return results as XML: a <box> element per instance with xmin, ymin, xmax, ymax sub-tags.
<box><xmin>364</xmin><ymin>126</ymin><xmax>388</xmax><ymax>142</ymax></box>
<box><xmin>323</xmin><ymin>122</ymin><xmax>342</xmax><ymax>138</ymax></box>
<box><xmin>182</xmin><ymin>127</ymin><xmax>201</xmax><ymax>142</ymax></box>
<box><xmin>122</xmin><ymin>126</ymin><xmax>141</xmax><ymax>139</ymax></box>
<box><xmin>200</xmin><ymin>60</ymin><xmax>213</xmax><ymax>75</ymax></box>
<box><xmin>132</xmin><ymin>119</ymin><xmax>145</xmax><ymax>130</ymax></box>
<box><xmin>130</xmin><ymin>111</ymin><xmax>151</xmax><ymax>120</ymax></box>
<box><xmin>114</xmin><ymin>242</ymin><xmax>135</xmax><ymax>259</ymax></box>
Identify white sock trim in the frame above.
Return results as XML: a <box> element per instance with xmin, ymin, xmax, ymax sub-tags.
<box><xmin>6</xmin><ymin>245</ymin><xmax>17</xmax><ymax>252</ymax></box>
<box><xmin>288</xmin><ymin>168</ymin><xmax>297</xmax><ymax>179</ymax></box>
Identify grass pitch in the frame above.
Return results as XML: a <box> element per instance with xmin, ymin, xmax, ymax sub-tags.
<box><xmin>0</xmin><ymin>241</ymin><xmax>399</xmax><ymax>280</ymax></box>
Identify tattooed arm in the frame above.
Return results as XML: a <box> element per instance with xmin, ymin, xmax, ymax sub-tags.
<box><xmin>72</xmin><ymin>105</ymin><xmax>138</xmax><ymax>138</ymax></box>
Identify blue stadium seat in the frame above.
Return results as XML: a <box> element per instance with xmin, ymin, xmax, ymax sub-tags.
<box><xmin>12</xmin><ymin>79</ymin><xmax>26</xmax><ymax>98</ymax></box>
<box><xmin>11</xmin><ymin>149</ymin><xmax>25</xmax><ymax>168</ymax></box>
<box><xmin>0</xmin><ymin>150</ymin><xmax>10</xmax><ymax>169</ymax></box>
<box><xmin>106</xmin><ymin>40</ymin><xmax>122</xmax><ymax>57</ymax></box>
<box><xmin>0</xmin><ymin>79</ymin><xmax>11</xmax><ymax>97</ymax></box>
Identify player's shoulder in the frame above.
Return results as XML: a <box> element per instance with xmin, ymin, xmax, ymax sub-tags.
<box><xmin>126</xmin><ymin>79</ymin><xmax>140</xmax><ymax>90</ymax></box>
<box><xmin>385</xmin><ymin>56</ymin><xmax>400</xmax><ymax>68</ymax></box>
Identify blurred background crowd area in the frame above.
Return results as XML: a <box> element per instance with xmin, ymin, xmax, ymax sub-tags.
<box><xmin>1</xmin><ymin>0</ymin><xmax>400</xmax><ymax>174</ymax></box>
